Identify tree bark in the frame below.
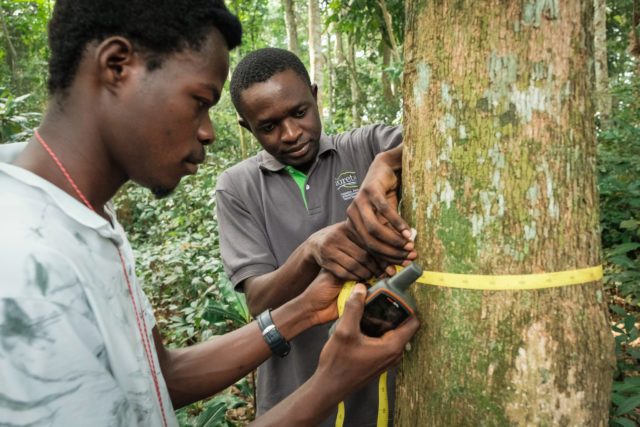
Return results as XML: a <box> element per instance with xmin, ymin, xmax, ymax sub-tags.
<box><xmin>382</xmin><ymin>40</ymin><xmax>394</xmax><ymax>103</ymax></box>
<box><xmin>326</xmin><ymin>29</ymin><xmax>335</xmax><ymax>122</ymax></box>
<box><xmin>282</xmin><ymin>0</ymin><xmax>299</xmax><ymax>55</ymax></box>
<box><xmin>346</xmin><ymin>35</ymin><xmax>362</xmax><ymax>127</ymax></box>
<box><xmin>629</xmin><ymin>0</ymin><xmax>640</xmax><ymax>59</ymax></box>
<box><xmin>377</xmin><ymin>0</ymin><xmax>401</xmax><ymax>63</ymax></box>
<box><xmin>334</xmin><ymin>30</ymin><xmax>346</xmax><ymax>66</ymax></box>
<box><xmin>397</xmin><ymin>1</ymin><xmax>615</xmax><ymax>425</ymax></box>
<box><xmin>594</xmin><ymin>0</ymin><xmax>612</xmax><ymax>128</ymax></box>
<box><xmin>308</xmin><ymin>0</ymin><xmax>324</xmax><ymax>117</ymax></box>
<box><xmin>0</xmin><ymin>4</ymin><xmax>17</xmax><ymax>85</ymax></box>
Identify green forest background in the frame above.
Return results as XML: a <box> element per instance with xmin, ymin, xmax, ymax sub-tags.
<box><xmin>1</xmin><ymin>0</ymin><xmax>638</xmax><ymax>425</ymax></box>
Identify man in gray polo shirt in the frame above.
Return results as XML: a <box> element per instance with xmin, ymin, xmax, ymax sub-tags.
<box><xmin>216</xmin><ymin>48</ymin><xmax>417</xmax><ymax>426</ymax></box>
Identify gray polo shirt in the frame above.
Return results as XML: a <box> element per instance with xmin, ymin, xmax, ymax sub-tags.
<box><xmin>216</xmin><ymin>124</ymin><xmax>402</xmax><ymax>426</ymax></box>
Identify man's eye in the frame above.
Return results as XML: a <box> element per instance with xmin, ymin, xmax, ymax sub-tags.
<box><xmin>261</xmin><ymin>124</ymin><xmax>275</xmax><ymax>133</ymax></box>
<box><xmin>197</xmin><ymin>98</ymin><xmax>213</xmax><ymax>109</ymax></box>
<box><xmin>294</xmin><ymin>109</ymin><xmax>306</xmax><ymax>118</ymax></box>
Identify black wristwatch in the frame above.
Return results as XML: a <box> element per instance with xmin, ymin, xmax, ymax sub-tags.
<box><xmin>256</xmin><ymin>309</ymin><xmax>291</xmax><ymax>358</ymax></box>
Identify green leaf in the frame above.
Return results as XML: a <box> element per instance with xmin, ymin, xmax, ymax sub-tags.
<box><xmin>615</xmin><ymin>335</ymin><xmax>628</xmax><ymax>345</ymax></box>
<box><xmin>613</xmin><ymin>418</ymin><xmax>638</xmax><ymax>427</ymax></box>
<box><xmin>195</xmin><ymin>394</ymin><xmax>246</xmax><ymax>427</ymax></box>
<box><xmin>612</xmin><ymin>392</ymin><xmax>627</xmax><ymax>406</ymax></box>
<box><xmin>611</xmin><ymin>305</ymin><xmax>628</xmax><ymax>316</ymax></box>
<box><xmin>615</xmin><ymin>394</ymin><xmax>640</xmax><ymax>415</ymax></box>
<box><xmin>609</xmin><ymin>242</ymin><xmax>640</xmax><ymax>257</ymax></box>
<box><xmin>624</xmin><ymin>314</ymin><xmax>637</xmax><ymax>333</ymax></box>
<box><xmin>620</xmin><ymin>219</ymin><xmax>640</xmax><ymax>230</ymax></box>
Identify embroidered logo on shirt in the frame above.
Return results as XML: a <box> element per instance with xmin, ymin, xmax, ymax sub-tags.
<box><xmin>335</xmin><ymin>171</ymin><xmax>359</xmax><ymax>201</ymax></box>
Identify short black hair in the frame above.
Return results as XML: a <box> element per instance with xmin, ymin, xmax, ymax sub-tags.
<box><xmin>230</xmin><ymin>48</ymin><xmax>311</xmax><ymax>115</ymax></box>
<box><xmin>48</xmin><ymin>0</ymin><xmax>242</xmax><ymax>94</ymax></box>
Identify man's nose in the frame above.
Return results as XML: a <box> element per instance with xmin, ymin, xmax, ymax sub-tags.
<box><xmin>281</xmin><ymin>119</ymin><xmax>302</xmax><ymax>143</ymax></box>
<box><xmin>199</xmin><ymin>116</ymin><xmax>215</xmax><ymax>146</ymax></box>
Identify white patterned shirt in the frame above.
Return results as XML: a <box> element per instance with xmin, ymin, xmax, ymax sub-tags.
<box><xmin>0</xmin><ymin>149</ymin><xmax>177</xmax><ymax>426</ymax></box>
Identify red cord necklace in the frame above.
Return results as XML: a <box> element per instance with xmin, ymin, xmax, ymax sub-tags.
<box><xmin>34</xmin><ymin>129</ymin><xmax>169</xmax><ymax>427</ymax></box>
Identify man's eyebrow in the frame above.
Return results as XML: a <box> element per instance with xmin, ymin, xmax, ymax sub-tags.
<box><xmin>255</xmin><ymin>102</ymin><xmax>310</xmax><ymax>127</ymax></box>
<box><xmin>200</xmin><ymin>83</ymin><xmax>221</xmax><ymax>103</ymax></box>
<box><xmin>256</xmin><ymin>117</ymin><xmax>276</xmax><ymax>127</ymax></box>
<box><xmin>288</xmin><ymin>102</ymin><xmax>307</xmax><ymax>114</ymax></box>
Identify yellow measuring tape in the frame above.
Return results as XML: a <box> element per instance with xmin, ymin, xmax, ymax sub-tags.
<box><xmin>335</xmin><ymin>280</ymin><xmax>389</xmax><ymax>427</ymax></box>
<box><xmin>412</xmin><ymin>265</ymin><xmax>602</xmax><ymax>290</ymax></box>
<box><xmin>333</xmin><ymin>264</ymin><xmax>602</xmax><ymax>426</ymax></box>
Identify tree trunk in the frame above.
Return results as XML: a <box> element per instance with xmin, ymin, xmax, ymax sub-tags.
<box><xmin>282</xmin><ymin>0</ymin><xmax>299</xmax><ymax>55</ymax></box>
<box><xmin>629</xmin><ymin>0</ymin><xmax>640</xmax><ymax>60</ymax></box>
<box><xmin>308</xmin><ymin>0</ymin><xmax>324</xmax><ymax>117</ymax></box>
<box><xmin>326</xmin><ymin>29</ymin><xmax>335</xmax><ymax>122</ymax></box>
<box><xmin>346</xmin><ymin>35</ymin><xmax>362</xmax><ymax>127</ymax></box>
<box><xmin>382</xmin><ymin>40</ymin><xmax>394</xmax><ymax>103</ymax></box>
<box><xmin>334</xmin><ymin>30</ymin><xmax>346</xmax><ymax>66</ymax></box>
<box><xmin>396</xmin><ymin>1</ymin><xmax>615</xmax><ymax>425</ymax></box>
<box><xmin>0</xmin><ymin>4</ymin><xmax>17</xmax><ymax>85</ymax></box>
<box><xmin>377</xmin><ymin>0</ymin><xmax>401</xmax><ymax>63</ymax></box>
<box><xmin>594</xmin><ymin>0</ymin><xmax>611</xmax><ymax>128</ymax></box>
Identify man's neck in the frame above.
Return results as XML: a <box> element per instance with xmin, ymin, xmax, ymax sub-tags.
<box><xmin>12</xmin><ymin>111</ymin><xmax>127</xmax><ymax>219</ymax></box>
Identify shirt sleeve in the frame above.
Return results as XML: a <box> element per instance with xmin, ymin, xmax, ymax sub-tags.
<box><xmin>332</xmin><ymin>124</ymin><xmax>403</xmax><ymax>164</ymax></box>
<box><xmin>372</xmin><ymin>123</ymin><xmax>403</xmax><ymax>153</ymax></box>
<box><xmin>0</xmin><ymin>251</ymin><xmax>141</xmax><ymax>426</ymax></box>
<box><xmin>215</xmin><ymin>171</ymin><xmax>277</xmax><ymax>291</ymax></box>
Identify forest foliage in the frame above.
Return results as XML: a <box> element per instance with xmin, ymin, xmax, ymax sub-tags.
<box><xmin>0</xmin><ymin>0</ymin><xmax>638</xmax><ymax>424</ymax></box>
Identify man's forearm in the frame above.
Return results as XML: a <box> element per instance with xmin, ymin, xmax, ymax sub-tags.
<box><xmin>243</xmin><ymin>241</ymin><xmax>320</xmax><ymax>316</ymax></box>
<box><xmin>157</xmin><ymin>295</ymin><xmax>316</xmax><ymax>409</ymax></box>
<box><xmin>250</xmin><ymin>369</ymin><xmax>341</xmax><ymax>426</ymax></box>
<box><xmin>375</xmin><ymin>143</ymin><xmax>403</xmax><ymax>172</ymax></box>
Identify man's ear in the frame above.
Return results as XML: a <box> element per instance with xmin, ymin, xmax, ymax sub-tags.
<box><xmin>95</xmin><ymin>36</ymin><xmax>136</xmax><ymax>92</ymax></box>
<box><xmin>311</xmin><ymin>83</ymin><xmax>318</xmax><ymax>101</ymax></box>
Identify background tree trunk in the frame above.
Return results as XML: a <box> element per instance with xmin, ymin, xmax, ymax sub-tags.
<box><xmin>326</xmin><ymin>33</ymin><xmax>335</xmax><ymax>122</ymax></box>
<box><xmin>334</xmin><ymin>30</ymin><xmax>346</xmax><ymax>66</ymax></box>
<box><xmin>0</xmin><ymin>4</ymin><xmax>17</xmax><ymax>86</ymax></box>
<box><xmin>594</xmin><ymin>0</ymin><xmax>612</xmax><ymax>128</ymax></box>
<box><xmin>346</xmin><ymin>35</ymin><xmax>362</xmax><ymax>127</ymax></box>
<box><xmin>282</xmin><ymin>0</ymin><xmax>299</xmax><ymax>55</ymax></box>
<box><xmin>308</xmin><ymin>0</ymin><xmax>324</xmax><ymax>117</ymax></box>
<box><xmin>396</xmin><ymin>1</ymin><xmax>615</xmax><ymax>425</ymax></box>
<box><xmin>377</xmin><ymin>0</ymin><xmax>400</xmax><ymax>63</ymax></box>
<box><xmin>382</xmin><ymin>40</ymin><xmax>394</xmax><ymax>103</ymax></box>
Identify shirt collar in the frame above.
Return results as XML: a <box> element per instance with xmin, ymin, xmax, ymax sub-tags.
<box><xmin>258</xmin><ymin>133</ymin><xmax>336</xmax><ymax>172</ymax></box>
<box><xmin>0</xmin><ymin>163</ymin><xmax>124</xmax><ymax>245</ymax></box>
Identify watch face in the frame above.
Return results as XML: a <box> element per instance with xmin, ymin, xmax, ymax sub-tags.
<box><xmin>360</xmin><ymin>292</ymin><xmax>411</xmax><ymax>337</ymax></box>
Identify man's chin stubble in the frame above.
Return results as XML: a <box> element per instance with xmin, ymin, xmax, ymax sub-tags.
<box><xmin>150</xmin><ymin>186</ymin><xmax>175</xmax><ymax>199</ymax></box>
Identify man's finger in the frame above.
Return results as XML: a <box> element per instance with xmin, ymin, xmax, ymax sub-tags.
<box><xmin>382</xmin><ymin>315</ymin><xmax>420</xmax><ymax>345</ymax></box>
<box><xmin>338</xmin><ymin>283</ymin><xmax>367</xmax><ymax>332</ymax></box>
<box><xmin>357</xmin><ymin>206</ymin><xmax>409</xmax><ymax>250</ymax></box>
<box><xmin>347</xmin><ymin>206</ymin><xmax>411</xmax><ymax>259</ymax></box>
<box><xmin>325</xmin><ymin>246</ymin><xmax>378</xmax><ymax>279</ymax></box>
<box><xmin>371</xmin><ymin>194</ymin><xmax>411</xmax><ymax>237</ymax></box>
<box><xmin>338</xmin><ymin>241</ymin><xmax>383</xmax><ymax>277</ymax></box>
<box><xmin>323</xmin><ymin>262</ymin><xmax>360</xmax><ymax>282</ymax></box>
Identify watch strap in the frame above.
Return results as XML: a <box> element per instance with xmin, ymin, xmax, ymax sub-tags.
<box><xmin>256</xmin><ymin>309</ymin><xmax>290</xmax><ymax>358</ymax></box>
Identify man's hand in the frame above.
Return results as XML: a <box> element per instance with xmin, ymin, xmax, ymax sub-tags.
<box><xmin>315</xmin><ymin>283</ymin><xmax>419</xmax><ymax>398</ymax></box>
<box><xmin>242</xmin><ymin>222</ymin><xmax>379</xmax><ymax>316</ymax></box>
<box><xmin>346</xmin><ymin>145</ymin><xmax>417</xmax><ymax>274</ymax></box>
<box><xmin>295</xmin><ymin>269</ymin><xmax>347</xmax><ymax>326</ymax></box>
<box><xmin>252</xmin><ymin>283</ymin><xmax>420</xmax><ymax>426</ymax></box>
<box><xmin>308</xmin><ymin>222</ymin><xmax>383</xmax><ymax>281</ymax></box>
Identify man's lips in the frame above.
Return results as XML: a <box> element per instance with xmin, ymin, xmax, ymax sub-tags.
<box><xmin>186</xmin><ymin>150</ymin><xmax>206</xmax><ymax>165</ymax></box>
<box><xmin>185</xmin><ymin>150</ymin><xmax>205</xmax><ymax>174</ymax></box>
<box><xmin>286</xmin><ymin>141</ymin><xmax>310</xmax><ymax>157</ymax></box>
